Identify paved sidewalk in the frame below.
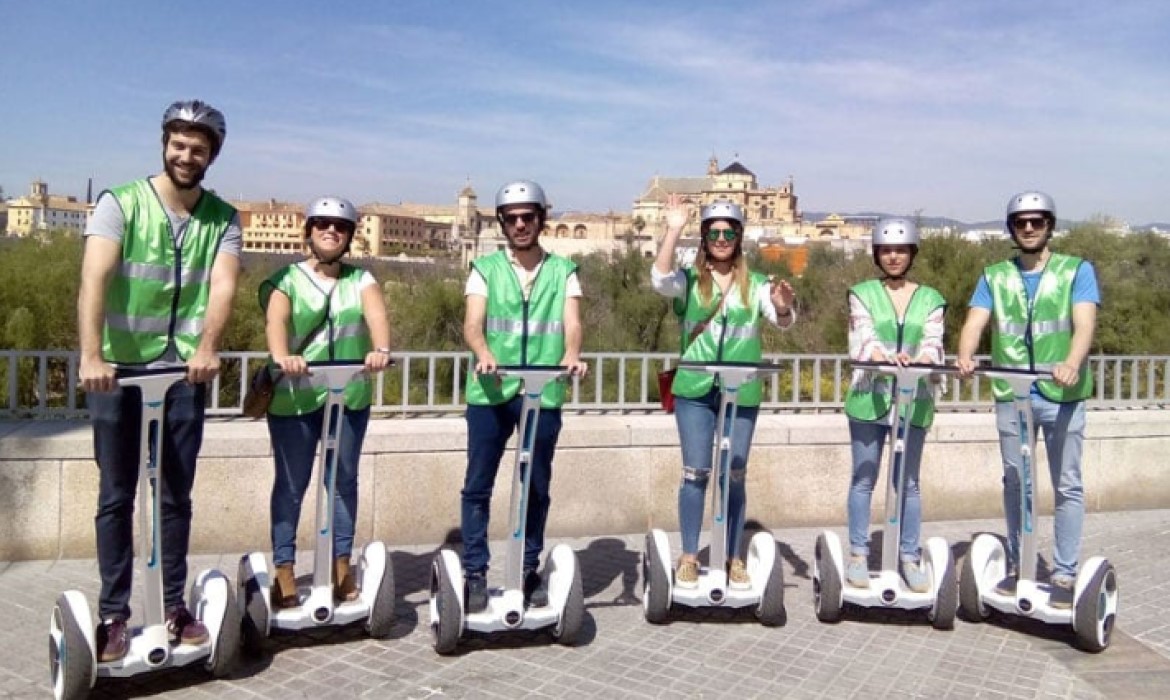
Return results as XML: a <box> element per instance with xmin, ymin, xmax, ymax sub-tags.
<box><xmin>4</xmin><ymin>510</ymin><xmax>1169</xmax><ymax>699</ymax></box>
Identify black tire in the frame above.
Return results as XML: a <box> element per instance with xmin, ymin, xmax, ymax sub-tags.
<box><xmin>552</xmin><ymin>562</ymin><xmax>585</xmax><ymax>646</ymax></box>
<box><xmin>813</xmin><ymin>534</ymin><xmax>842</xmax><ymax>623</ymax></box>
<box><xmin>50</xmin><ymin>595</ymin><xmax>92</xmax><ymax>700</ymax></box>
<box><xmin>239</xmin><ymin>573</ymin><xmax>268</xmax><ymax>657</ymax></box>
<box><xmin>1074</xmin><ymin>563</ymin><xmax>1118</xmax><ymax>653</ymax></box>
<box><xmin>930</xmin><ymin>550</ymin><xmax>958</xmax><ymax>631</ymax></box>
<box><xmin>755</xmin><ymin>544</ymin><xmax>787</xmax><ymax>627</ymax></box>
<box><xmin>366</xmin><ymin>553</ymin><xmax>396</xmax><ymax>638</ymax></box>
<box><xmin>642</xmin><ymin>534</ymin><xmax>671</xmax><ymax>624</ymax></box>
<box><xmin>207</xmin><ymin>583</ymin><xmax>241</xmax><ymax>678</ymax></box>
<box><xmin>430</xmin><ymin>557</ymin><xmax>461</xmax><ymax>655</ymax></box>
<box><xmin>959</xmin><ymin>551</ymin><xmax>988</xmax><ymax>623</ymax></box>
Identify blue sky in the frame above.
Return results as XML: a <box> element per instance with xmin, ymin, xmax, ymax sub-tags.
<box><xmin>2</xmin><ymin>0</ymin><xmax>1168</xmax><ymax>223</ymax></box>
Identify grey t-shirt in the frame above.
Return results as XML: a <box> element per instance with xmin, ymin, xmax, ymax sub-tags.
<box><xmin>84</xmin><ymin>188</ymin><xmax>243</xmax><ymax>367</ymax></box>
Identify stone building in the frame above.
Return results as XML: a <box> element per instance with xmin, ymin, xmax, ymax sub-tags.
<box><xmin>4</xmin><ymin>179</ymin><xmax>91</xmax><ymax>236</ymax></box>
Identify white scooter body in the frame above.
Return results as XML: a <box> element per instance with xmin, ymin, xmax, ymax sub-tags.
<box><xmin>238</xmin><ymin>362</ymin><xmax>395</xmax><ymax>649</ymax></box>
<box><xmin>958</xmin><ymin>368</ymin><xmax>1118</xmax><ymax>652</ymax></box>
<box><xmin>429</xmin><ymin>366</ymin><xmax>585</xmax><ymax>654</ymax></box>
<box><xmin>813</xmin><ymin>363</ymin><xmax>958</xmax><ymax>628</ymax></box>
<box><xmin>49</xmin><ymin>371</ymin><xmax>239</xmax><ymax>700</ymax></box>
<box><xmin>642</xmin><ymin>361</ymin><xmax>787</xmax><ymax>626</ymax></box>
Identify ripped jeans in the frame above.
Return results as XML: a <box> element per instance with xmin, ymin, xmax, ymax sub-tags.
<box><xmin>674</xmin><ymin>388</ymin><xmax>759</xmax><ymax>559</ymax></box>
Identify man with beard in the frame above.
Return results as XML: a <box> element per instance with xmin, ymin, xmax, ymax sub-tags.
<box><xmin>956</xmin><ymin>191</ymin><xmax>1099</xmax><ymax>610</ymax></box>
<box><xmin>77</xmin><ymin>100</ymin><xmax>241</xmax><ymax>661</ymax></box>
<box><xmin>459</xmin><ymin>180</ymin><xmax>588</xmax><ymax>613</ymax></box>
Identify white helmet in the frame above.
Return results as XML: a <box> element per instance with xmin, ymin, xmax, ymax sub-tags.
<box><xmin>871</xmin><ymin>218</ymin><xmax>920</xmax><ymax>247</ymax></box>
<box><xmin>700</xmin><ymin>200</ymin><xmax>745</xmax><ymax>229</ymax></box>
<box><xmin>305</xmin><ymin>196</ymin><xmax>358</xmax><ymax>225</ymax></box>
<box><xmin>162</xmin><ymin>100</ymin><xmax>227</xmax><ymax>156</ymax></box>
<box><xmin>495</xmin><ymin>180</ymin><xmax>548</xmax><ymax>211</ymax></box>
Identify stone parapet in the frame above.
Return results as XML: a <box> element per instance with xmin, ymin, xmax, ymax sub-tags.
<box><xmin>1</xmin><ymin>411</ymin><xmax>1168</xmax><ymax>561</ymax></box>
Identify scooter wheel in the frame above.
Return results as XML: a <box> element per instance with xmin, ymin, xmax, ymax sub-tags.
<box><xmin>929</xmin><ymin>549</ymin><xmax>958</xmax><ymax>631</ymax></box>
<box><xmin>642</xmin><ymin>533</ymin><xmax>671</xmax><ymax>624</ymax></box>
<box><xmin>813</xmin><ymin>533</ymin><xmax>842</xmax><ymax>623</ymax></box>
<box><xmin>49</xmin><ymin>594</ymin><xmax>93</xmax><ymax>700</ymax></box>
<box><xmin>755</xmin><ymin>542</ymin><xmax>787</xmax><ymax>627</ymax></box>
<box><xmin>552</xmin><ymin>563</ymin><xmax>585</xmax><ymax>646</ymax></box>
<box><xmin>1074</xmin><ymin>563</ymin><xmax>1118</xmax><ymax>653</ymax></box>
<box><xmin>429</xmin><ymin>556</ymin><xmax>461</xmax><ymax>655</ymax></box>
<box><xmin>208</xmin><ymin>584</ymin><xmax>241</xmax><ymax>678</ymax></box>
<box><xmin>959</xmin><ymin>550</ymin><xmax>989</xmax><ymax>623</ymax></box>
<box><xmin>366</xmin><ymin>555</ymin><xmax>396</xmax><ymax>639</ymax></box>
<box><xmin>239</xmin><ymin>573</ymin><xmax>268</xmax><ymax>657</ymax></box>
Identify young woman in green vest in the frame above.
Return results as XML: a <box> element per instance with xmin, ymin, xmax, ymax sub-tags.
<box><xmin>844</xmin><ymin>218</ymin><xmax>946</xmax><ymax>593</ymax></box>
<box><xmin>956</xmin><ymin>191</ymin><xmax>1099</xmax><ymax>609</ymax></box>
<box><xmin>652</xmin><ymin>194</ymin><xmax>797</xmax><ymax>591</ymax></box>
<box><xmin>260</xmin><ymin>196</ymin><xmax>392</xmax><ymax>608</ymax></box>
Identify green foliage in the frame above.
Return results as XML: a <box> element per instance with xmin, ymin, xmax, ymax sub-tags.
<box><xmin>4</xmin><ymin>228</ymin><xmax>1170</xmax><ymax>358</ymax></box>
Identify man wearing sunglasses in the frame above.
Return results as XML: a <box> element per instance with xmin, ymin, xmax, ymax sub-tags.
<box><xmin>460</xmin><ymin>180</ymin><xmax>588</xmax><ymax>613</ymax></box>
<box><xmin>76</xmin><ymin>100</ymin><xmax>242</xmax><ymax>661</ymax></box>
<box><xmin>956</xmin><ymin>191</ymin><xmax>1100</xmax><ymax>609</ymax></box>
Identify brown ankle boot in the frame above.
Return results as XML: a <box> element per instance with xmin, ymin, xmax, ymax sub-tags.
<box><xmin>272</xmin><ymin>563</ymin><xmax>298</xmax><ymax>609</ymax></box>
<box><xmin>334</xmin><ymin>557</ymin><xmax>359</xmax><ymax>602</ymax></box>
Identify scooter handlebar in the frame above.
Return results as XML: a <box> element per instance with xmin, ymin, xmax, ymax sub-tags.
<box><xmin>969</xmin><ymin>365</ymin><xmax>1054</xmax><ymax>382</ymax></box>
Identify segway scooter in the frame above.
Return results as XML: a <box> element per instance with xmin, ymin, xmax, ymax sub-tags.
<box><xmin>238</xmin><ymin>360</ymin><xmax>395</xmax><ymax>653</ymax></box>
<box><xmin>959</xmin><ymin>366</ymin><xmax>1118</xmax><ymax>652</ymax></box>
<box><xmin>643</xmin><ymin>360</ymin><xmax>787</xmax><ymax>626</ymax></box>
<box><xmin>813</xmin><ymin>361</ymin><xmax>958</xmax><ymax>629</ymax></box>
<box><xmin>49</xmin><ymin>369</ymin><xmax>240</xmax><ymax>700</ymax></box>
<box><xmin>429</xmin><ymin>365</ymin><xmax>585</xmax><ymax>654</ymax></box>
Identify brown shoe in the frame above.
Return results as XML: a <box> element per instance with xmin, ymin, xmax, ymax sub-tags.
<box><xmin>334</xmin><ymin>557</ymin><xmax>359</xmax><ymax>603</ymax></box>
<box><xmin>728</xmin><ymin>559</ymin><xmax>751</xmax><ymax>590</ymax></box>
<box><xmin>96</xmin><ymin>618</ymin><xmax>129</xmax><ymax>662</ymax></box>
<box><xmin>272</xmin><ymin>563</ymin><xmax>299</xmax><ymax>609</ymax></box>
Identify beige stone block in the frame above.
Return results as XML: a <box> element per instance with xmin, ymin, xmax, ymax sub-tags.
<box><xmin>367</xmin><ymin>452</ymin><xmax>464</xmax><ymax>546</ymax></box>
<box><xmin>544</xmin><ymin>447</ymin><xmax>651</xmax><ymax>537</ymax></box>
<box><xmin>59</xmin><ymin>459</ymin><xmax>100</xmax><ymax>559</ymax></box>
<box><xmin>0</xmin><ymin>459</ymin><xmax>60</xmax><ymax>560</ymax></box>
<box><xmin>1091</xmin><ymin>437</ymin><xmax>1170</xmax><ymax>511</ymax></box>
<box><xmin>749</xmin><ymin>445</ymin><xmax>850</xmax><ymax>527</ymax></box>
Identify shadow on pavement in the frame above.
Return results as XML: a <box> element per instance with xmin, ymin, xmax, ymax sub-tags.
<box><xmin>577</xmin><ymin>537</ymin><xmax>641</xmax><ymax>608</ymax></box>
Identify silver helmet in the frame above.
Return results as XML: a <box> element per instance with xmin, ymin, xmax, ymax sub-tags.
<box><xmin>700</xmin><ymin>200</ymin><xmax>745</xmax><ymax>229</ymax></box>
<box><xmin>305</xmin><ymin>196</ymin><xmax>358</xmax><ymax>225</ymax></box>
<box><xmin>1006</xmin><ymin>190</ymin><xmax>1056</xmax><ymax>220</ymax></box>
<box><xmin>871</xmin><ymin>218</ymin><xmax>920</xmax><ymax>247</ymax></box>
<box><xmin>495</xmin><ymin>180</ymin><xmax>548</xmax><ymax>211</ymax></box>
<box><xmin>162</xmin><ymin>100</ymin><xmax>227</xmax><ymax>155</ymax></box>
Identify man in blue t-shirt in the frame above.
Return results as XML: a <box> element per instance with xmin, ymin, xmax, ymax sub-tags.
<box><xmin>956</xmin><ymin>191</ymin><xmax>1100</xmax><ymax>610</ymax></box>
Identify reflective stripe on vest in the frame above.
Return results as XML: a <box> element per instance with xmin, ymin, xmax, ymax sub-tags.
<box><xmin>100</xmin><ymin>179</ymin><xmax>233</xmax><ymax>364</ymax></box>
<box><xmin>465</xmin><ymin>251</ymin><xmax>576</xmax><ymax>408</ymax></box>
<box><xmin>261</xmin><ymin>263</ymin><xmax>373</xmax><ymax>416</ymax></box>
<box><xmin>843</xmin><ymin>280</ymin><xmax>946</xmax><ymax>428</ymax></box>
<box><xmin>672</xmin><ymin>268</ymin><xmax>768</xmax><ymax>407</ymax></box>
<box><xmin>986</xmin><ymin>254</ymin><xmax>1093</xmax><ymax>402</ymax></box>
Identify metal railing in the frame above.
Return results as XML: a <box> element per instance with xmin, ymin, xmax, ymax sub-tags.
<box><xmin>1</xmin><ymin>350</ymin><xmax>1168</xmax><ymax>419</ymax></box>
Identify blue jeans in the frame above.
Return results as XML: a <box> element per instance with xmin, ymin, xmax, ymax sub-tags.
<box><xmin>266</xmin><ymin>406</ymin><xmax>370</xmax><ymax>565</ymax></box>
<box><xmin>847</xmin><ymin>418</ymin><xmax>927</xmax><ymax>562</ymax></box>
<box><xmin>674</xmin><ymin>389</ymin><xmax>759</xmax><ymax>559</ymax></box>
<box><xmin>996</xmin><ymin>397</ymin><xmax>1085</xmax><ymax>579</ymax></box>
<box><xmin>461</xmin><ymin>398</ymin><xmax>563</xmax><ymax>575</ymax></box>
<box><xmin>90</xmin><ymin>381</ymin><xmax>205</xmax><ymax>621</ymax></box>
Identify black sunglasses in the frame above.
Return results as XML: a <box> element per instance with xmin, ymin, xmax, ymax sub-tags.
<box><xmin>309</xmin><ymin>217</ymin><xmax>355</xmax><ymax>234</ymax></box>
<box><xmin>502</xmin><ymin>212</ymin><xmax>538</xmax><ymax>225</ymax></box>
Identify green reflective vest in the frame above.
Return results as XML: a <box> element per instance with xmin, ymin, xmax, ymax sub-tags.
<box><xmin>671</xmin><ymin>268</ymin><xmax>768</xmax><ymax>407</ymax></box>
<box><xmin>260</xmin><ymin>264</ymin><xmax>373</xmax><ymax>416</ymax></box>
<box><xmin>844</xmin><ymin>280</ymin><xmax>946</xmax><ymax>428</ymax></box>
<box><xmin>986</xmin><ymin>254</ymin><xmax>1093</xmax><ymax>402</ymax></box>
<box><xmin>101</xmin><ymin>180</ymin><xmax>234</xmax><ymax>364</ymax></box>
<box><xmin>465</xmin><ymin>251</ymin><xmax>576</xmax><ymax>408</ymax></box>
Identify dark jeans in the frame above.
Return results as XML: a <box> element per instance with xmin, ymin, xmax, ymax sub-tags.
<box><xmin>90</xmin><ymin>381</ymin><xmax>206</xmax><ymax>621</ymax></box>
<box><xmin>461</xmin><ymin>397</ymin><xmax>563</xmax><ymax>575</ymax></box>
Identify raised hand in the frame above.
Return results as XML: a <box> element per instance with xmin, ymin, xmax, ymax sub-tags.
<box><xmin>664</xmin><ymin>193</ymin><xmax>691</xmax><ymax>232</ymax></box>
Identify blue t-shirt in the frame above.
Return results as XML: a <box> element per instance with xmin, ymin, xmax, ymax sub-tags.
<box><xmin>969</xmin><ymin>257</ymin><xmax>1100</xmax><ymax>397</ymax></box>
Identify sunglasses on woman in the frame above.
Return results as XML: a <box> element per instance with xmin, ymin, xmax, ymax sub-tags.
<box><xmin>706</xmin><ymin>227</ymin><xmax>738</xmax><ymax>242</ymax></box>
<box><xmin>309</xmin><ymin>217</ymin><xmax>356</xmax><ymax>235</ymax></box>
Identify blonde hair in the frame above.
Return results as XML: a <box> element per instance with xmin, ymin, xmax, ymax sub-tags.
<box><xmin>693</xmin><ymin>237</ymin><xmax>751</xmax><ymax>308</ymax></box>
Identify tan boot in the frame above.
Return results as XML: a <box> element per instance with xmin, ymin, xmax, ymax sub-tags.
<box><xmin>272</xmin><ymin>563</ymin><xmax>299</xmax><ymax>609</ymax></box>
<box><xmin>334</xmin><ymin>557</ymin><xmax>359</xmax><ymax>603</ymax></box>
